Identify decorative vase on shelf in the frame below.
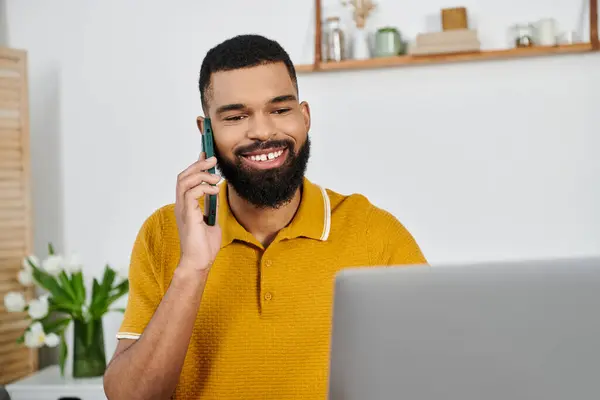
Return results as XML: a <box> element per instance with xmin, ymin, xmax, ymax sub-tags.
<box><xmin>2</xmin><ymin>242</ymin><xmax>129</xmax><ymax>378</ymax></box>
<box><xmin>73</xmin><ymin>318</ymin><xmax>107</xmax><ymax>378</ymax></box>
<box><xmin>353</xmin><ymin>27</ymin><xmax>371</xmax><ymax>59</ymax></box>
<box><xmin>341</xmin><ymin>0</ymin><xmax>377</xmax><ymax>60</ymax></box>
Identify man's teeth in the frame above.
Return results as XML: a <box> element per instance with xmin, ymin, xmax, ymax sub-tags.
<box><xmin>248</xmin><ymin>149</ymin><xmax>284</xmax><ymax>162</ymax></box>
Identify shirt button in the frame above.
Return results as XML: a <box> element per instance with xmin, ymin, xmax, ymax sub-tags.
<box><xmin>264</xmin><ymin>292</ymin><xmax>273</xmax><ymax>301</ymax></box>
<box><xmin>264</xmin><ymin>259</ymin><xmax>272</xmax><ymax>267</ymax></box>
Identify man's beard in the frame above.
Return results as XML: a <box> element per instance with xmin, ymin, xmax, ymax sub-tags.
<box><xmin>214</xmin><ymin>136</ymin><xmax>310</xmax><ymax>209</ymax></box>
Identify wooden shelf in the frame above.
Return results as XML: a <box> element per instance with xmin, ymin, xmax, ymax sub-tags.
<box><xmin>295</xmin><ymin>43</ymin><xmax>598</xmax><ymax>74</ymax></box>
<box><xmin>299</xmin><ymin>0</ymin><xmax>599</xmax><ymax>74</ymax></box>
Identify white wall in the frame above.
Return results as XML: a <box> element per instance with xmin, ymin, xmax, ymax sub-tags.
<box><xmin>6</xmin><ymin>0</ymin><xmax>600</xmax><ymax>364</ymax></box>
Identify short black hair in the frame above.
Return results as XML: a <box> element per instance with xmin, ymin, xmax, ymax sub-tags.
<box><xmin>198</xmin><ymin>34</ymin><xmax>298</xmax><ymax>114</ymax></box>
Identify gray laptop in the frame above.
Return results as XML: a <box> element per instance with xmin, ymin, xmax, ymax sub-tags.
<box><xmin>328</xmin><ymin>257</ymin><xmax>600</xmax><ymax>400</ymax></box>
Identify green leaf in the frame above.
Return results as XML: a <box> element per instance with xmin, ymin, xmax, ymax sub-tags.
<box><xmin>43</xmin><ymin>317</ymin><xmax>72</xmax><ymax>334</ymax></box>
<box><xmin>91</xmin><ymin>277</ymin><xmax>100</xmax><ymax>298</ymax></box>
<box><xmin>89</xmin><ymin>278</ymin><xmax>104</xmax><ymax>319</ymax></box>
<box><xmin>109</xmin><ymin>308</ymin><xmax>125</xmax><ymax>313</ymax></box>
<box><xmin>88</xmin><ymin>266</ymin><xmax>117</xmax><ymax>319</ymax></box>
<box><xmin>94</xmin><ymin>278</ymin><xmax>129</xmax><ymax>317</ymax></box>
<box><xmin>26</xmin><ymin>257</ymin><xmax>38</xmax><ymax>270</ymax></box>
<box><xmin>16</xmin><ymin>334</ymin><xmax>24</xmax><ymax>344</ymax></box>
<box><xmin>71</xmin><ymin>271</ymin><xmax>86</xmax><ymax>305</ymax></box>
<box><xmin>48</xmin><ymin>242</ymin><xmax>55</xmax><ymax>255</ymax></box>
<box><xmin>59</xmin><ymin>332</ymin><xmax>67</xmax><ymax>377</ymax></box>
<box><xmin>48</xmin><ymin>297</ymin><xmax>82</xmax><ymax>317</ymax></box>
<box><xmin>100</xmin><ymin>265</ymin><xmax>116</xmax><ymax>295</ymax></box>
<box><xmin>110</xmin><ymin>279</ymin><xmax>129</xmax><ymax>297</ymax></box>
<box><xmin>31</xmin><ymin>265</ymin><xmax>70</xmax><ymax>301</ymax></box>
<box><xmin>58</xmin><ymin>271</ymin><xmax>77</xmax><ymax>302</ymax></box>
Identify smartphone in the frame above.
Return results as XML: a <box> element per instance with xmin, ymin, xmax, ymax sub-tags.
<box><xmin>202</xmin><ymin>118</ymin><xmax>218</xmax><ymax>226</ymax></box>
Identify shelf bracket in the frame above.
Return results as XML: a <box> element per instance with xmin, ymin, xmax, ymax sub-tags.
<box><xmin>591</xmin><ymin>0</ymin><xmax>599</xmax><ymax>49</ymax></box>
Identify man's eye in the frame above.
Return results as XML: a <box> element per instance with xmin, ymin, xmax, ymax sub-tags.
<box><xmin>273</xmin><ymin>108</ymin><xmax>291</xmax><ymax>115</ymax></box>
<box><xmin>225</xmin><ymin>115</ymin><xmax>246</xmax><ymax>121</ymax></box>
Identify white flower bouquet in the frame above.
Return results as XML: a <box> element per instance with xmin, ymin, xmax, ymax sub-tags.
<box><xmin>3</xmin><ymin>243</ymin><xmax>129</xmax><ymax>377</ymax></box>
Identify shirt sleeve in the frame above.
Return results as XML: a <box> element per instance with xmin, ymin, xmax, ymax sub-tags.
<box><xmin>117</xmin><ymin>210</ymin><xmax>164</xmax><ymax>340</ymax></box>
<box><xmin>366</xmin><ymin>206</ymin><xmax>428</xmax><ymax>266</ymax></box>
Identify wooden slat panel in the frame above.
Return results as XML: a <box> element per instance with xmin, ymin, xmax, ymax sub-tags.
<box><xmin>0</xmin><ymin>89</ymin><xmax>19</xmax><ymax>101</ymax></box>
<box><xmin>0</xmin><ymin>248</ymin><xmax>26</xmax><ymax>259</ymax></box>
<box><xmin>0</xmin><ymin>237</ymin><xmax>24</xmax><ymax>246</ymax></box>
<box><xmin>0</xmin><ymin>47</ymin><xmax>37</xmax><ymax>378</ymax></box>
<box><xmin>0</xmin><ymin>148</ymin><xmax>23</xmax><ymax>169</ymax></box>
<box><xmin>0</xmin><ymin>134</ymin><xmax>21</xmax><ymax>150</ymax></box>
<box><xmin>0</xmin><ymin>218</ymin><xmax>26</xmax><ymax>228</ymax></box>
<box><xmin>0</xmin><ymin>77</ymin><xmax>21</xmax><ymax>90</ymax></box>
<box><xmin>0</xmin><ymin>279</ymin><xmax>21</xmax><ymax>293</ymax></box>
<box><xmin>0</xmin><ymin>271</ymin><xmax>20</xmax><ymax>285</ymax></box>
<box><xmin>0</xmin><ymin>318</ymin><xmax>29</xmax><ymax>335</ymax></box>
<box><xmin>0</xmin><ymin>237</ymin><xmax>24</xmax><ymax>247</ymax></box>
<box><xmin>0</xmin><ymin>99</ymin><xmax>19</xmax><ymax>111</ymax></box>
<box><xmin>1</xmin><ymin>347</ymin><xmax>31</xmax><ymax>365</ymax></box>
<box><xmin>0</xmin><ymin>168</ymin><xmax>22</xmax><ymax>179</ymax></box>
<box><xmin>0</xmin><ymin>149</ymin><xmax>20</xmax><ymax>159</ymax></box>
<box><xmin>0</xmin><ymin>366</ymin><xmax>34</xmax><ymax>385</ymax></box>
<box><xmin>0</xmin><ymin>199</ymin><xmax>25</xmax><ymax>215</ymax></box>
<box><xmin>0</xmin><ymin>159</ymin><xmax>22</xmax><ymax>170</ymax></box>
<box><xmin>0</xmin><ymin>117</ymin><xmax>20</xmax><ymax>129</ymax></box>
<box><xmin>0</xmin><ymin>187</ymin><xmax>22</xmax><ymax>200</ymax></box>
<box><xmin>0</xmin><ymin>209</ymin><xmax>25</xmax><ymax>218</ymax></box>
<box><xmin>0</xmin><ymin>180</ymin><xmax>22</xmax><ymax>191</ymax></box>
<box><xmin>0</xmin><ymin>310</ymin><xmax>29</xmax><ymax>323</ymax></box>
<box><xmin>0</xmin><ymin>226</ymin><xmax>25</xmax><ymax>240</ymax></box>
<box><xmin>0</xmin><ymin>359</ymin><xmax>32</xmax><ymax>378</ymax></box>
<box><xmin>0</xmin><ymin>256</ymin><xmax>20</xmax><ymax>266</ymax></box>
<box><xmin>0</xmin><ymin>341</ymin><xmax>29</xmax><ymax>357</ymax></box>
<box><xmin>0</xmin><ymin>212</ymin><xmax>26</xmax><ymax>224</ymax></box>
<box><xmin>0</xmin><ymin>69</ymin><xmax>20</xmax><ymax>79</ymax></box>
<box><xmin>0</xmin><ymin>109</ymin><xmax>19</xmax><ymax>118</ymax></box>
<box><xmin>0</xmin><ymin>323</ymin><xmax>25</xmax><ymax>345</ymax></box>
<box><xmin>0</xmin><ymin>57</ymin><xmax>21</xmax><ymax>71</ymax></box>
<box><xmin>0</xmin><ymin>129</ymin><xmax>20</xmax><ymax>139</ymax></box>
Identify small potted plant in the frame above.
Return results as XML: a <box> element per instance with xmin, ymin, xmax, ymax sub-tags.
<box><xmin>3</xmin><ymin>243</ymin><xmax>129</xmax><ymax>378</ymax></box>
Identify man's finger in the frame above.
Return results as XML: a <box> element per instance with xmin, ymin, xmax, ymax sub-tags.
<box><xmin>177</xmin><ymin>172</ymin><xmax>221</xmax><ymax>202</ymax></box>
<box><xmin>184</xmin><ymin>184</ymin><xmax>220</xmax><ymax>210</ymax></box>
<box><xmin>177</xmin><ymin>156</ymin><xmax>217</xmax><ymax>182</ymax></box>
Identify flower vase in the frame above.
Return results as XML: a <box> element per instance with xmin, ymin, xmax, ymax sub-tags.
<box><xmin>352</xmin><ymin>27</ymin><xmax>371</xmax><ymax>60</ymax></box>
<box><xmin>72</xmin><ymin>318</ymin><xmax>106</xmax><ymax>378</ymax></box>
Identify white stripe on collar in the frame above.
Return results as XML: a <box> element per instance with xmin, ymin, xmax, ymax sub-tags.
<box><xmin>318</xmin><ymin>185</ymin><xmax>331</xmax><ymax>241</ymax></box>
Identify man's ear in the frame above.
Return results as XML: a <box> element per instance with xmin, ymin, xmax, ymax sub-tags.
<box><xmin>196</xmin><ymin>116</ymin><xmax>205</xmax><ymax>134</ymax></box>
<box><xmin>300</xmin><ymin>101</ymin><xmax>311</xmax><ymax>132</ymax></box>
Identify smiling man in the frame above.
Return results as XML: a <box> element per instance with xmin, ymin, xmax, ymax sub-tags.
<box><xmin>103</xmin><ymin>34</ymin><xmax>427</xmax><ymax>400</ymax></box>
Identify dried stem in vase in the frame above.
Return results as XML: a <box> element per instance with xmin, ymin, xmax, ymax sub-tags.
<box><xmin>341</xmin><ymin>0</ymin><xmax>376</xmax><ymax>28</ymax></box>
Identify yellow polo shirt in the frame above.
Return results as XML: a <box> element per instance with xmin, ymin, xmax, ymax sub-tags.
<box><xmin>118</xmin><ymin>177</ymin><xmax>427</xmax><ymax>399</ymax></box>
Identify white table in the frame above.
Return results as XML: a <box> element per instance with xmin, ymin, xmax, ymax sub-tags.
<box><xmin>5</xmin><ymin>366</ymin><xmax>106</xmax><ymax>400</ymax></box>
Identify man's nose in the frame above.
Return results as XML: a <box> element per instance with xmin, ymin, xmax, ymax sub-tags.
<box><xmin>247</xmin><ymin>113</ymin><xmax>276</xmax><ymax>141</ymax></box>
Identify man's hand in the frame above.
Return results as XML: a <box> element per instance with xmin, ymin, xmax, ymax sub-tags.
<box><xmin>175</xmin><ymin>152</ymin><xmax>222</xmax><ymax>271</ymax></box>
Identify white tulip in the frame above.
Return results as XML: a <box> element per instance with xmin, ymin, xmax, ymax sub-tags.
<box><xmin>22</xmin><ymin>255</ymin><xmax>40</xmax><ymax>272</ymax></box>
<box><xmin>28</xmin><ymin>296</ymin><xmax>49</xmax><ymax>320</ymax></box>
<box><xmin>44</xmin><ymin>333</ymin><xmax>60</xmax><ymax>347</ymax></box>
<box><xmin>42</xmin><ymin>255</ymin><xmax>64</xmax><ymax>276</ymax></box>
<box><xmin>4</xmin><ymin>292</ymin><xmax>26</xmax><ymax>312</ymax></box>
<box><xmin>64</xmin><ymin>253</ymin><xmax>82</xmax><ymax>274</ymax></box>
<box><xmin>24</xmin><ymin>322</ymin><xmax>46</xmax><ymax>348</ymax></box>
<box><xmin>17</xmin><ymin>269</ymin><xmax>34</xmax><ymax>286</ymax></box>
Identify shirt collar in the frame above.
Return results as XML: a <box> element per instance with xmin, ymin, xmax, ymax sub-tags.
<box><xmin>218</xmin><ymin>177</ymin><xmax>331</xmax><ymax>249</ymax></box>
